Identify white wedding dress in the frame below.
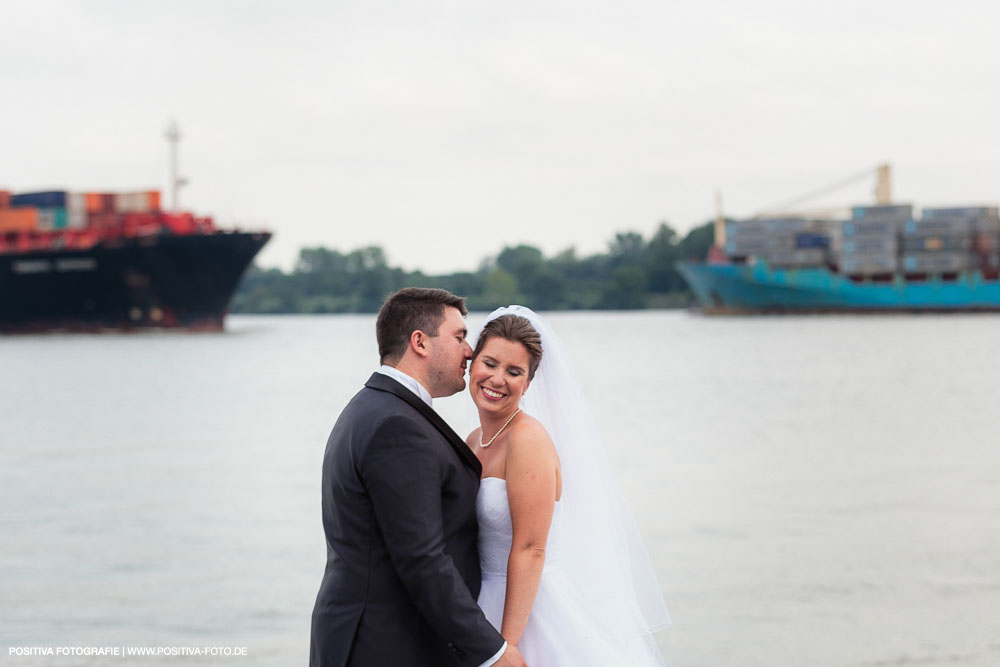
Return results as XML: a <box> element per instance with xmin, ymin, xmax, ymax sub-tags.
<box><xmin>476</xmin><ymin>477</ymin><xmax>664</xmax><ymax>666</ymax></box>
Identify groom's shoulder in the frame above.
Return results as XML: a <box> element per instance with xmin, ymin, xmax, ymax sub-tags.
<box><xmin>338</xmin><ymin>375</ymin><xmax>424</xmax><ymax>426</ymax></box>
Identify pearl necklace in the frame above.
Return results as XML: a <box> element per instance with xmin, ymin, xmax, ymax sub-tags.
<box><xmin>480</xmin><ymin>408</ymin><xmax>521</xmax><ymax>448</ymax></box>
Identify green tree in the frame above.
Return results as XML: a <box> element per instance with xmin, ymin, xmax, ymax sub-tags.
<box><xmin>496</xmin><ymin>245</ymin><xmax>566</xmax><ymax>310</ymax></box>
<box><xmin>477</xmin><ymin>267</ymin><xmax>521</xmax><ymax>310</ymax></box>
<box><xmin>601</xmin><ymin>265</ymin><xmax>649</xmax><ymax>309</ymax></box>
<box><xmin>644</xmin><ymin>223</ymin><xmax>683</xmax><ymax>293</ymax></box>
<box><xmin>677</xmin><ymin>221</ymin><xmax>716</xmax><ymax>260</ymax></box>
<box><xmin>608</xmin><ymin>231</ymin><xmax>646</xmax><ymax>268</ymax></box>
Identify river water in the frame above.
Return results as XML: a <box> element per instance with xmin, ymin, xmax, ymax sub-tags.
<box><xmin>2</xmin><ymin>312</ymin><xmax>998</xmax><ymax>666</ymax></box>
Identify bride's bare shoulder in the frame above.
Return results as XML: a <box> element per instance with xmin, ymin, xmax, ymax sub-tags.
<box><xmin>507</xmin><ymin>414</ymin><xmax>556</xmax><ymax>458</ymax></box>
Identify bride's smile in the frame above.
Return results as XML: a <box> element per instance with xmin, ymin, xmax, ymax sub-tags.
<box><xmin>481</xmin><ymin>386</ymin><xmax>504</xmax><ymax>400</ymax></box>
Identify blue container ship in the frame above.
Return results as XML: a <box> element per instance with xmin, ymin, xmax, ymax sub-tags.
<box><xmin>677</xmin><ymin>261</ymin><xmax>1000</xmax><ymax>313</ymax></box>
<box><xmin>677</xmin><ymin>166</ymin><xmax>1000</xmax><ymax>313</ymax></box>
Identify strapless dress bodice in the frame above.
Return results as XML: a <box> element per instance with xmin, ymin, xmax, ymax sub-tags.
<box><xmin>476</xmin><ymin>477</ymin><xmax>561</xmax><ymax>577</ymax></box>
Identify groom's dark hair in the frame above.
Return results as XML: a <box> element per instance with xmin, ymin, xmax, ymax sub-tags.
<box><xmin>376</xmin><ymin>287</ymin><xmax>468</xmax><ymax>365</ymax></box>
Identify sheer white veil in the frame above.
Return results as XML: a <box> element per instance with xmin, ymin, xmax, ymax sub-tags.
<box><xmin>469</xmin><ymin>306</ymin><xmax>670</xmax><ymax>659</ymax></box>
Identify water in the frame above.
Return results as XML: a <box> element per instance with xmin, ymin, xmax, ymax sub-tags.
<box><xmin>2</xmin><ymin>313</ymin><xmax>999</xmax><ymax>666</ymax></box>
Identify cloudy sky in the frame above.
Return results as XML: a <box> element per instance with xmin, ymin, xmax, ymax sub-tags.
<box><xmin>2</xmin><ymin>1</ymin><xmax>998</xmax><ymax>272</ymax></box>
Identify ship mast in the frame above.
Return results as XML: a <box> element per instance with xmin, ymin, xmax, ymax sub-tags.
<box><xmin>165</xmin><ymin>120</ymin><xmax>188</xmax><ymax>212</ymax></box>
<box><xmin>874</xmin><ymin>163</ymin><xmax>892</xmax><ymax>204</ymax></box>
<box><xmin>713</xmin><ymin>190</ymin><xmax>726</xmax><ymax>248</ymax></box>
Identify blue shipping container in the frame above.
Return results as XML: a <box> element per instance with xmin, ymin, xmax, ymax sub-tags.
<box><xmin>10</xmin><ymin>191</ymin><xmax>68</xmax><ymax>208</ymax></box>
<box><xmin>795</xmin><ymin>233</ymin><xmax>830</xmax><ymax>249</ymax></box>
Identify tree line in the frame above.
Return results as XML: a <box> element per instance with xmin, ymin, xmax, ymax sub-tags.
<box><xmin>231</xmin><ymin>221</ymin><xmax>716</xmax><ymax>313</ymax></box>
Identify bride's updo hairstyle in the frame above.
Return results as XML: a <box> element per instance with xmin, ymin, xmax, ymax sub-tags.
<box><xmin>473</xmin><ymin>315</ymin><xmax>543</xmax><ymax>380</ymax></box>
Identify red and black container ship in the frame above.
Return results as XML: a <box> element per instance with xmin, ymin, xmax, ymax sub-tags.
<box><xmin>0</xmin><ymin>189</ymin><xmax>270</xmax><ymax>332</ymax></box>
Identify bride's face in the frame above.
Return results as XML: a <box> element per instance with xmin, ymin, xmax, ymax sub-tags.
<box><xmin>469</xmin><ymin>336</ymin><xmax>531</xmax><ymax>415</ymax></box>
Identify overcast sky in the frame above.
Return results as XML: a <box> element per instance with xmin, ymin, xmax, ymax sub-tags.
<box><xmin>2</xmin><ymin>1</ymin><xmax>999</xmax><ymax>272</ymax></box>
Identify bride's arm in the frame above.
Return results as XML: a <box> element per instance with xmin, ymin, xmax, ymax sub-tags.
<box><xmin>502</xmin><ymin>422</ymin><xmax>558</xmax><ymax>646</ymax></box>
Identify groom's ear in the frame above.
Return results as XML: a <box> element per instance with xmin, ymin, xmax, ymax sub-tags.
<box><xmin>409</xmin><ymin>329</ymin><xmax>431</xmax><ymax>358</ymax></box>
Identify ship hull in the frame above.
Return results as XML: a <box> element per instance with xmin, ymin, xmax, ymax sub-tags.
<box><xmin>677</xmin><ymin>261</ymin><xmax>1000</xmax><ymax>313</ymax></box>
<box><xmin>0</xmin><ymin>231</ymin><xmax>270</xmax><ymax>332</ymax></box>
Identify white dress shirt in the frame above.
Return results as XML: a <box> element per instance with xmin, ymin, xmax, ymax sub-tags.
<box><xmin>377</xmin><ymin>365</ymin><xmax>433</xmax><ymax>406</ymax></box>
<box><xmin>375</xmin><ymin>366</ymin><xmax>508</xmax><ymax>667</ymax></box>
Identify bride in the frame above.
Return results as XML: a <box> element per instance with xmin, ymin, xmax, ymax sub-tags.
<box><xmin>466</xmin><ymin>306</ymin><xmax>670</xmax><ymax>666</ymax></box>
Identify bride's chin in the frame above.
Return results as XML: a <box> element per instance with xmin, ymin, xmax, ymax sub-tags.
<box><xmin>473</xmin><ymin>395</ymin><xmax>503</xmax><ymax>412</ymax></box>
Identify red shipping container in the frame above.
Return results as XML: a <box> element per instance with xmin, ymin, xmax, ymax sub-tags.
<box><xmin>163</xmin><ymin>212</ymin><xmax>195</xmax><ymax>235</ymax></box>
<box><xmin>0</xmin><ymin>207</ymin><xmax>39</xmax><ymax>232</ymax></box>
<box><xmin>87</xmin><ymin>211</ymin><xmax>119</xmax><ymax>229</ymax></box>
<box><xmin>974</xmin><ymin>233</ymin><xmax>1000</xmax><ymax>252</ymax></box>
<box><xmin>0</xmin><ymin>190</ymin><xmax>11</xmax><ymax>208</ymax></box>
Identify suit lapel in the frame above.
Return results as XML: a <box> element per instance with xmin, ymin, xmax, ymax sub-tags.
<box><xmin>365</xmin><ymin>373</ymin><xmax>483</xmax><ymax>476</ymax></box>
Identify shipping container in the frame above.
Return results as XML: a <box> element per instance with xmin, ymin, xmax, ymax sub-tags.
<box><xmin>851</xmin><ymin>204</ymin><xmax>913</xmax><ymax>221</ymax></box>
<box><xmin>972</xmin><ymin>217</ymin><xmax>1000</xmax><ymax>233</ymax></box>
<box><xmin>10</xmin><ymin>191</ymin><xmax>68</xmax><ymax>208</ymax></box>
<box><xmin>840</xmin><ymin>256</ymin><xmax>898</xmax><ymax>274</ymax></box>
<box><xmin>163</xmin><ymin>212</ymin><xmax>196</xmax><ymax>234</ymax></box>
<box><xmin>973</xmin><ymin>233</ymin><xmax>1000</xmax><ymax>252</ymax></box>
<box><xmin>794</xmin><ymin>232</ymin><xmax>830</xmax><ymax>249</ymax></box>
<box><xmin>83</xmin><ymin>192</ymin><xmax>118</xmax><ymax>213</ymax></box>
<box><xmin>0</xmin><ymin>206</ymin><xmax>39</xmax><ymax>232</ymax></box>
<box><xmin>85</xmin><ymin>192</ymin><xmax>102</xmax><ymax>213</ymax></box>
<box><xmin>902</xmin><ymin>253</ymin><xmax>971</xmax><ymax>272</ymax></box>
<box><xmin>36</xmin><ymin>208</ymin><xmax>68</xmax><ymax>230</ymax></box>
<box><xmin>37</xmin><ymin>209</ymin><xmax>54</xmax><ymax>230</ymax></box>
<box><xmin>727</xmin><ymin>218</ymin><xmax>820</xmax><ymax>235</ymax></box>
<box><xmin>68</xmin><ymin>208</ymin><xmax>87</xmax><ymax>229</ymax></box>
<box><xmin>765</xmin><ymin>249</ymin><xmax>827</xmax><ymax>267</ymax></box>
<box><xmin>843</xmin><ymin>236</ymin><xmax>897</xmax><ymax>254</ymax></box>
<box><xmin>0</xmin><ymin>190</ymin><xmax>10</xmax><ymax>208</ymax></box>
<box><xmin>922</xmin><ymin>206</ymin><xmax>999</xmax><ymax>220</ymax></box>
<box><xmin>975</xmin><ymin>252</ymin><xmax>1000</xmax><ymax>268</ymax></box>
<box><xmin>842</xmin><ymin>220</ymin><xmax>899</xmax><ymax>236</ymax></box>
<box><xmin>903</xmin><ymin>218</ymin><xmax>972</xmax><ymax>235</ymax></box>
<box><xmin>87</xmin><ymin>211</ymin><xmax>120</xmax><ymax>229</ymax></box>
<box><xmin>764</xmin><ymin>218</ymin><xmax>815</xmax><ymax>234</ymax></box>
<box><xmin>901</xmin><ymin>235</ymin><xmax>971</xmax><ymax>252</ymax></box>
<box><xmin>114</xmin><ymin>191</ymin><xmax>159</xmax><ymax>214</ymax></box>
<box><xmin>727</xmin><ymin>220</ymin><xmax>770</xmax><ymax>236</ymax></box>
<box><xmin>726</xmin><ymin>234</ymin><xmax>797</xmax><ymax>255</ymax></box>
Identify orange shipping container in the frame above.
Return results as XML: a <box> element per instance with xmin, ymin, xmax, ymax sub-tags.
<box><xmin>85</xmin><ymin>193</ymin><xmax>117</xmax><ymax>213</ymax></box>
<box><xmin>0</xmin><ymin>190</ymin><xmax>11</xmax><ymax>208</ymax></box>
<box><xmin>147</xmin><ymin>190</ymin><xmax>161</xmax><ymax>211</ymax></box>
<box><xmin>0</xmin><ymin>207</ymin><xmax>39</xmax><ymax>232</ymax></box>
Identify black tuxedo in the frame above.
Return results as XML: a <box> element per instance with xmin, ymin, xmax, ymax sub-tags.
<box><xmin>310</xmin><ymin>373</ymin><xmax>504</xmax><ymax>667</ymax></box>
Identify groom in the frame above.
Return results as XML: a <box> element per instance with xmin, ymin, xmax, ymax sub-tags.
<box><xmin>310</xmin><ymin>288</ymin><xmax>526</xmax><ymax>667</ymax></box>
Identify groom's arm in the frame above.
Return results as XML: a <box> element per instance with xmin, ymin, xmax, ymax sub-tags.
<box><xmin>361</xmin><ymin>416</ymin><xmax>506</xmax><ymax>666</ymax></box>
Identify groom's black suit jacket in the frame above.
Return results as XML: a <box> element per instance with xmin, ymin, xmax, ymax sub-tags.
<box><xmin>310</xmin><ymin>373</ymin><xmax>504</xmax><ymax>667</ymax></box>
